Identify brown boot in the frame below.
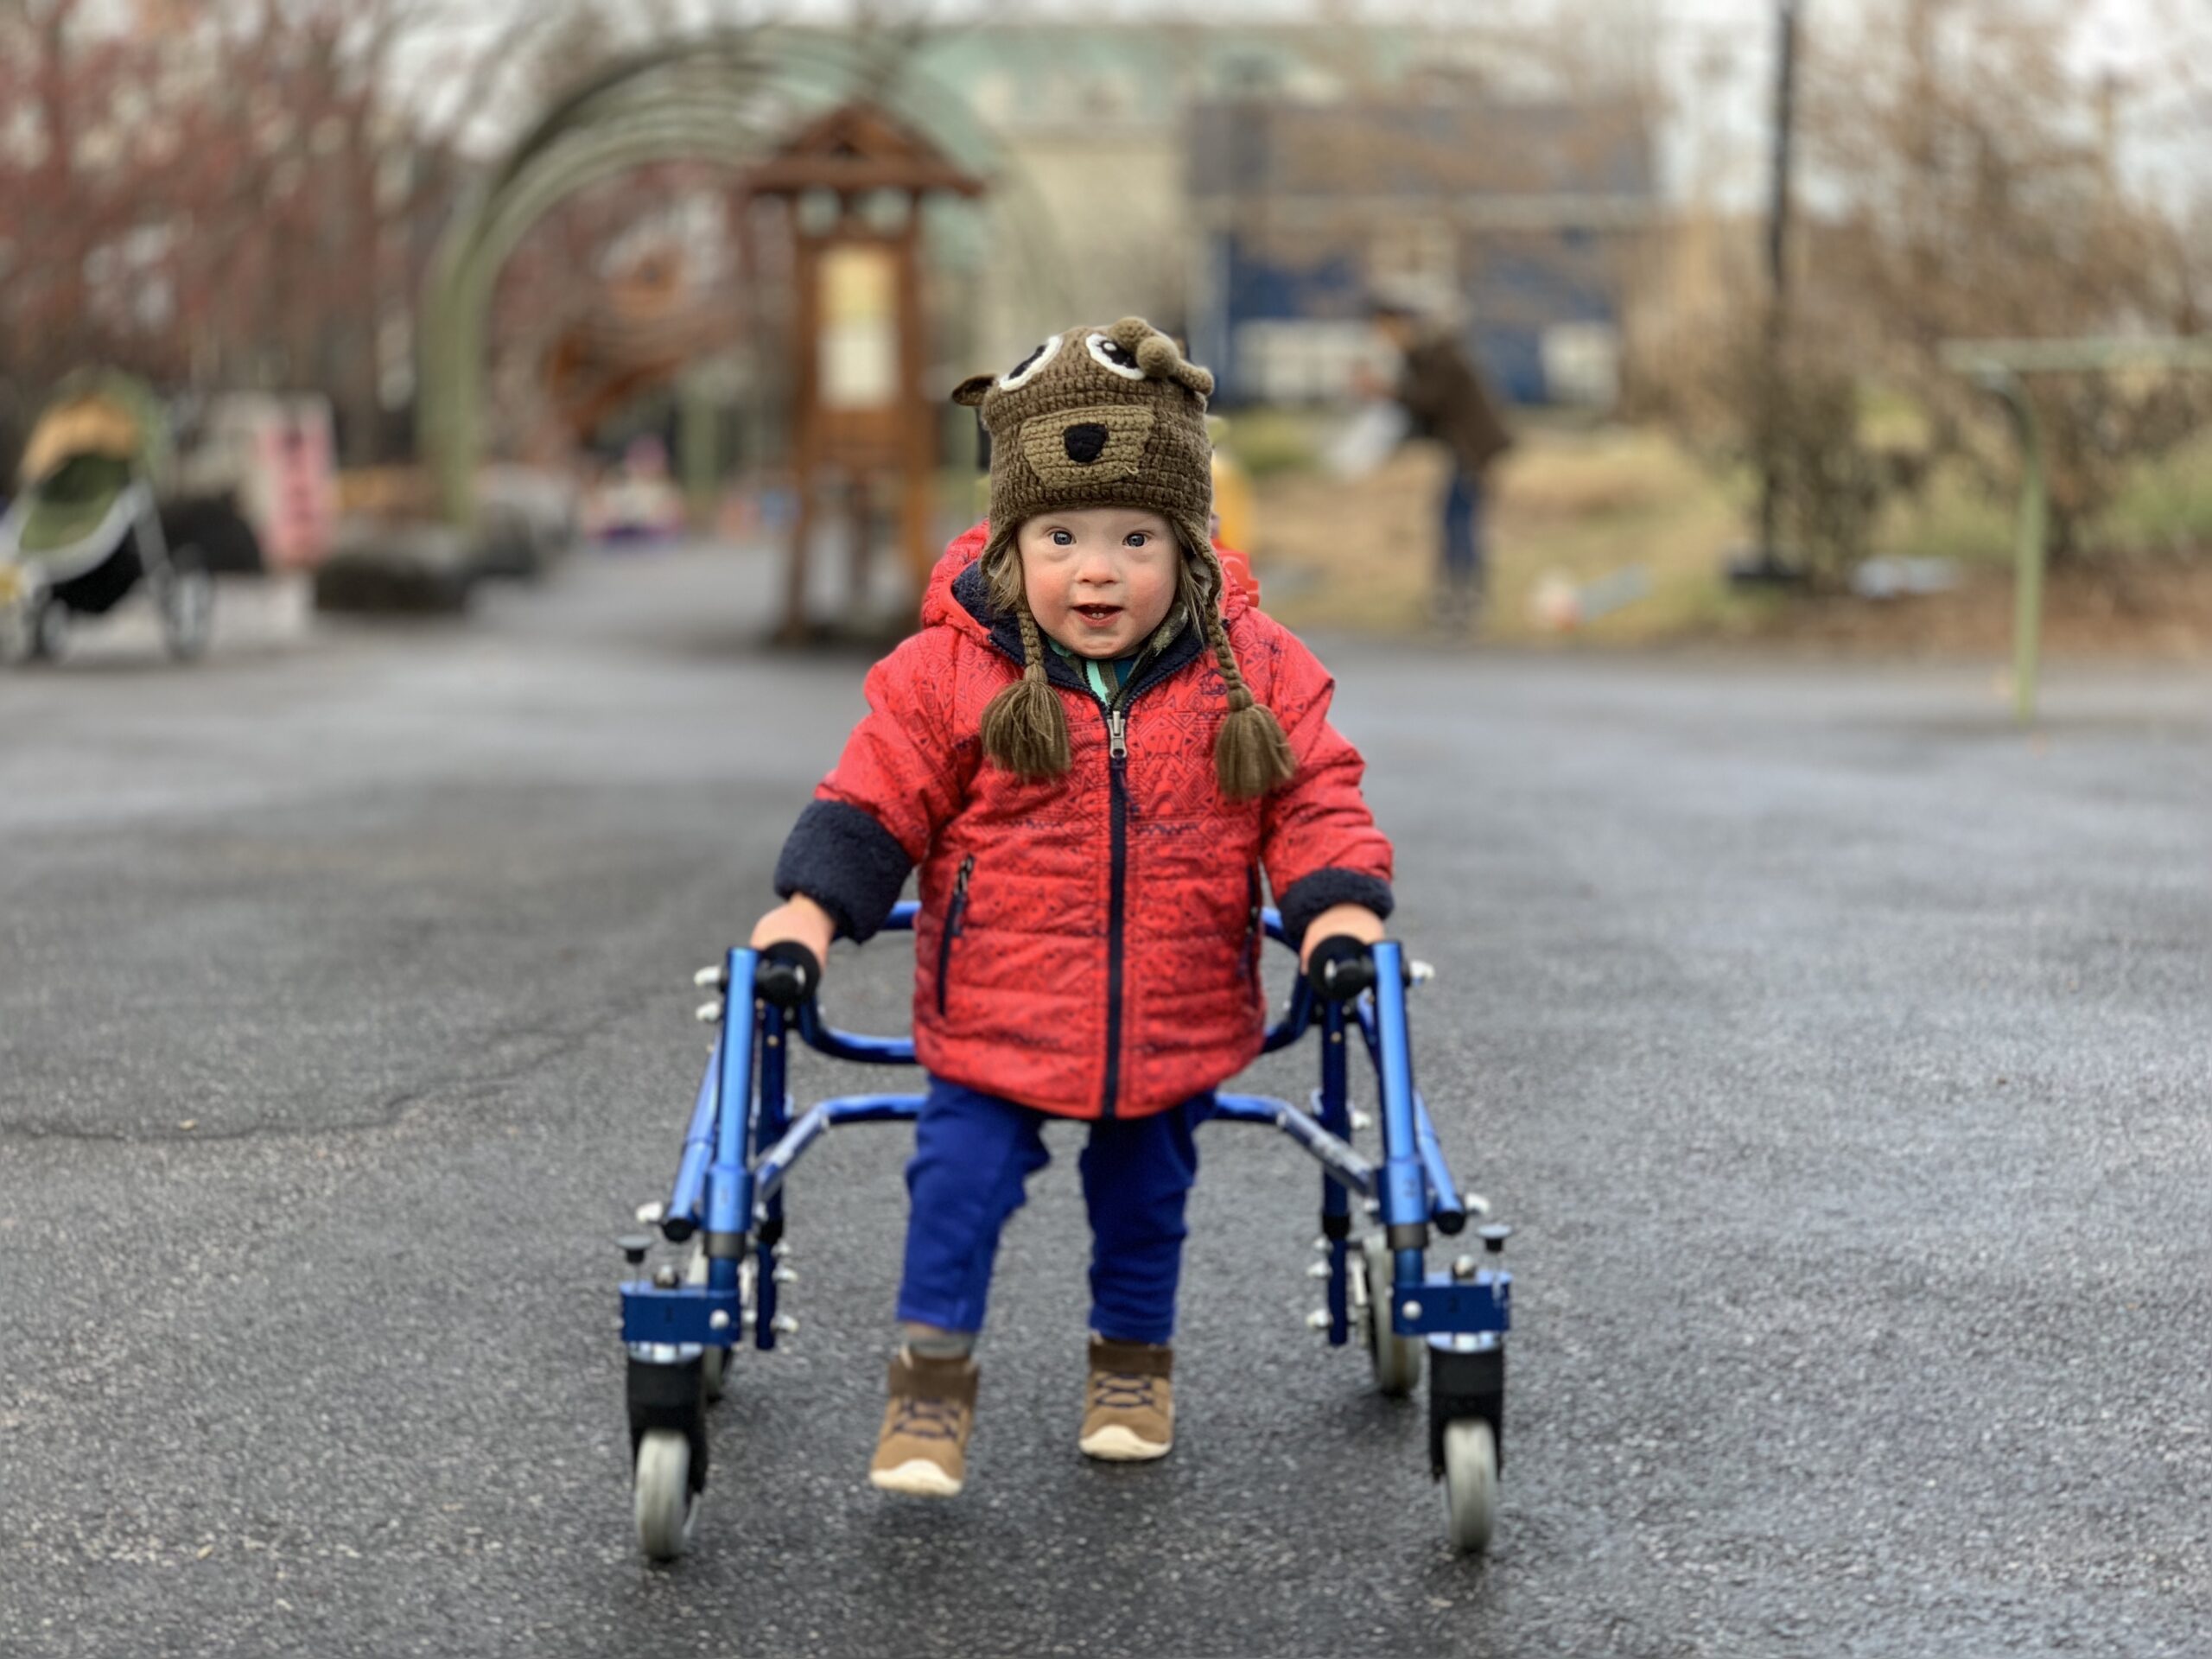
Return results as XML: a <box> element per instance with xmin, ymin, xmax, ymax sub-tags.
<box><xmin>1079</xmin><ymin>1336</ymin><xmax>1174</xmax><ymax>1462</ymax></box>
<box><xmin>868</xmin><ymin>1348</ymin><xmax>978</xmax><ymax>1497</ymax></box>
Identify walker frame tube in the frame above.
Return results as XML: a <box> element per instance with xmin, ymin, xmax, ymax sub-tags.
<box><xmin>626</xmin><ymin>918</ymin><xmax>1504</xmax><ymax>1352</ymax></box>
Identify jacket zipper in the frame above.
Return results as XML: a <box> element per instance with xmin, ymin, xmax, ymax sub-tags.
<box><xmin>1100</xmin><ymin>704</ymin><xmax>1129</xmax><ymax>1116</ymax></box>
<box><xmin>936</xmin><ymin>854</ymin><xmax>976</xmax><ymax>1016</ymax></box>
<box><xmin>980</xmin><ymin>626</ymin><xmax>1173</xmax><ymax>1122</ymax></box>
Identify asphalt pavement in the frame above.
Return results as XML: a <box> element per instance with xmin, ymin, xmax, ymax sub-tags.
<box><xmin>3</xmin><ymin>544</ymin><xmax>2207</xmax><ymax>1658</ymax></box>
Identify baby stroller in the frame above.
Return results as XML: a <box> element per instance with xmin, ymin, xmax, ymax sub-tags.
<box><xmin>0</xmin><ymin>374</ymin><xmax>213</xmax><ymax>664</ymax></box>
<box><xmin>616</xmin><ymin>911</ymin><xmax>1516</xmax><ymax>1560</ymax></box>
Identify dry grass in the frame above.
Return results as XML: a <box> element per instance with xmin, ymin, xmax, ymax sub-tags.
<box><xmin>1247</xmin><ymin>422</ymin><xmax>2212</xmax><ymax>658</ymax></box>
<box><xmin>1253</xmin><ymin>426</ymin><xmax>1758</xmax><ymax>645</ymax></box>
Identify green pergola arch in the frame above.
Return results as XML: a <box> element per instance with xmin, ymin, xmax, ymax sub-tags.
<box><xmin>419</xmin><ymin>27</ymin><xmax>1071</xmax><ymax>524</ymax></box>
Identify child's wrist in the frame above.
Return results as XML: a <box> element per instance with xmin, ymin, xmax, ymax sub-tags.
<box><xmin>1298</xmin><ymin>903</ymin><xmax>1386</xmax><ymax>965</ymax></box>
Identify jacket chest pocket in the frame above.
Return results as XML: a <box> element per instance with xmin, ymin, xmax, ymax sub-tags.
<box><xmin>935</xmin><ymin>855</ymin><xmax>977</xmax><ymax>1016</ymax></box>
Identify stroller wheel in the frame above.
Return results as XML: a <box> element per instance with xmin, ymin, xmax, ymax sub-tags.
<box><xmin>156</xmin><ymin>556</ymin><xmax>213</xmax><ymax>660</ymax></box>
<box><xmin>28</xmin><ymin>597</ymin><xmax>69</xmax><ymax>664</ymax></box>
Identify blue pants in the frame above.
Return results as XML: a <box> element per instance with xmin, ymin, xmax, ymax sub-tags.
<box><xmin>897</xmin><ymin>1077</ymin><xmax>1206</xmax><ymax>1346</ymax></box>
<box><xmin>1441</xmin><ymin>467</ymin><xmax>1486</xmax><ymax>596</ymax></box>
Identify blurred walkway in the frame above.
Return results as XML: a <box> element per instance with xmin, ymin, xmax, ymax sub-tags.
<box><xmin>3</xmin><ymin>541</ymin><xmax>2208</xmax><ymax>1658</ymax></box>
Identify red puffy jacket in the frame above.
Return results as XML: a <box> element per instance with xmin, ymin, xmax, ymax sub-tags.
<box><xmin>774</xmin><ymin>523</ymin><xmax>1394</xmax><ymax>1120</ymax></box>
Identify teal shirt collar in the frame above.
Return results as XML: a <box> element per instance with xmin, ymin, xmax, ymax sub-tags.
<box><xmin>1042</xmin><ymin>606</ymin><xmax>1189</xmax><ymax>703</ymax></box>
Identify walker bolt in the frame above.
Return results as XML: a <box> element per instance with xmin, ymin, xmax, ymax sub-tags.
<box><xmin>772</xmin><ymin>1267</ymin><xmax>798</xmax><ymax>1286</ymax></box>
<box><xmin>652</xmin><ymin>1263</ymin><xmax>681</xmax><ymax>1290</ymax></box>
<box><xmin>1462</xmin><ymin>1191</ymin><xmax>1492</xmax><ymax>1220</ymax></box>
<box><xmin>708</xmin><ymin>1310</ymin><xmax>731</xmax><ymax>1332</ymax></box>
<box><xmin>1306</xmin><ymin>1261</ymin><xmax>1332</xmax><ymax>1279</ymax></box>
<box><xmin>772</xmin><ymin>1314</ymin><xmax>799</xmax><ymax>1337</ymax></box>
<box><xmin>695</xmin><ymin>1000</ymin><xmax>725</xmax><ymax>1025</ymax></box>
<box><xmin>1351</xmin><ymin>1110</ymin><xmax>1374</xmax><ymax>1132</ymax></box>
<box><xmin>1312</xmin><ymin>1236</ymin><xmax>1330</xmax><ymax>1253</ymax></box>
<box><xmin>1401</xmin><ymin>1300</ymin><xmax>1423</xmax><ymax>1322</ymax></box>
<box><xmin>1452</xmin><ymin>1255</ymin><xmax>1478</xmax><ymax>1281</ymax></box>
<box><xmin>693</xmin><ymin>965</ymin><xmax>725</xmax><ymax>990</ymax></box>
<box><xmin>634</xmin><ymin>1201</ymin><xmax>666</xmax><ymax>1227</ymax></box>
<box><xmin>1306</xmin><ymin>1309</ymin><xmax>1331</xmax><ymax>1332</ymax></box>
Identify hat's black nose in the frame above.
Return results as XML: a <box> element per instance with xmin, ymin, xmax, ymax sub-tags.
<box><xmin>1063</xmin><ymin>423</ymin><xmax>1109</xmax><ymax>464</ymax></box>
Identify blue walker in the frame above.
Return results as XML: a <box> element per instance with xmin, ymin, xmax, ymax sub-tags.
<box><xmin>618</xmin><ymin>905</ymin><xmax>1514</xmax><ymax>1559</ymax></box>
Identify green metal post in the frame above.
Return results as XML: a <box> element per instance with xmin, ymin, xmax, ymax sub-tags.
<box><xmin>680</xmin><ymin>373</ymin><xmax>720</xmax><ymax>530</ymax></box>
<box><xmin>1986</xmin><ymin>371</ymin><xmax>2047</xmax><ymax>726</ymax></box>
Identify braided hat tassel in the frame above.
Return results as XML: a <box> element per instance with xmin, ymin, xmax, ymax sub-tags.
<box><xmin>1198</xmin><ymin>564</ymin><xmax>1295</xmax><ymax>800</ymax></box>
<box><xmin>980</xmin><ymin>600</ymin><xmax>1073</xmax><ymax>780</ymax></box>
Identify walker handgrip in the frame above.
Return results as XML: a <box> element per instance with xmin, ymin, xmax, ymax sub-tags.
<box><xmin>756</xmin><ymin>942</ymin><xmax>821</xmax><ymax>1008</ymax></box>
<box><xmin>1306</xmin><ymin>936</ymin><xmax>1376</xmax><ymax>1002</ymax></box>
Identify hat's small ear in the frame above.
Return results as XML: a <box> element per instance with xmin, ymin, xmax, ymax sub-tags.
<box><xmin>1135</xmin><ymin>334</ymin><xmax>1214</xmax><ymax>402</ymax></box>
<box><xmin>950</xmin><ymin>374</ymin><xmax>994</xmax><ymax>408</ymax></box>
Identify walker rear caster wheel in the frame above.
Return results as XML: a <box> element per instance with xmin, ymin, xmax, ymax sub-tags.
<box><xmin>683</xmin><ymin>1245</ymin><xmax>758</xmax><ymax>1402</ymax></box>
<box><xmin>1355</xmin><ymin>1233</ymin><xmax>1423</xmax><ymax>1396</ymax></box>
<box><xmin>632</xmin><ymin>1430</ymin><xmax>697</xmax><ymax>1561</ymax></box>
<box><xmin>683</xmin><ymin>1246</ymin><xmax>730</xmax><ymax>1402</ymax></box>
<box><xmin>1440</xmin><ymin>1418</ymin><xmax>1498</xmax><ymax>1554</ymax></box>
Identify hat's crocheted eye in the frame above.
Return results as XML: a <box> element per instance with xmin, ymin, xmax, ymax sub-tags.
<box><xmin>996</xmin><ymin>334</ymin><xmax>1064</xmax><ymax>391</ymax></box>
<box><xmin>1085</xmin><ymin>333</ymin><xmax>1146</xmax><ymax>379</ymax></box>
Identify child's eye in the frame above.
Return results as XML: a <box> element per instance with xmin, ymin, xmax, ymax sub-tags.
<box><xmin>1123</xmin><ymin>532</ymin><xmax>1149</xmax><ymax>547</ymax></box>
<box><xmin>1051</xmin><ymin>529</ymin><xmax>1074</xmax><ymax>546</ymax></box>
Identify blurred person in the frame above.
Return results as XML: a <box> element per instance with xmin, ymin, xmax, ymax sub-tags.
<box><xmin>749</xmin><ymin>318</ymin><xmax>1394</xmax><ymax>1497</ymax></box>
<box><xmin>1360</xmin><ymin>296</ymin><xmax>1514</xmax><ymax>631</ymax></box>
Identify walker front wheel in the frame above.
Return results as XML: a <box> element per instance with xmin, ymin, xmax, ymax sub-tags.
<box><xmin>1441</xmin><ymin>1418</ymin><xmax>1498</xmax><ymax>1554</ymax></box>
<box><xmin>632</xmin><ymin>1430</ymin><xmax>696</xmax><ymax>1561</ymax></box>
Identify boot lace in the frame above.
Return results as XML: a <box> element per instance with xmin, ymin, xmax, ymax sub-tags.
<box><xmin>891</xmin><ymin>1394</ymin><xmax>967</xmax><ymax>1443</ymax></box>
<box><xmin>1091</xmin><ymin>1370</ymin><xmax>1158</xmax><ymax>1413</ymax></box>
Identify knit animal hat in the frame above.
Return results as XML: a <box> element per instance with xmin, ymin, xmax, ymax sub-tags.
<box><xmin>951</xmin><ymin>317</ymin><xmax>1294</xmax><ymax>798</ymax></box>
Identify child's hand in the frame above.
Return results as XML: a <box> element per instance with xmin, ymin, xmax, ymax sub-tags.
<box><xmin>1299</xmin><ymin>903</ymin><xmax>1387</xmax><ymax>969</ymax></box>
<box><xmin>751</xmin><ymin>893</ymin><xmax>836</xmax><ymax>970</ymax></box>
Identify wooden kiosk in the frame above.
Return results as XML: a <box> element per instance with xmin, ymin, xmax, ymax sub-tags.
<box><xmin>746</xmin><ymin>104</ymin><xmax>984</xmax><ymax>641</ymax></box>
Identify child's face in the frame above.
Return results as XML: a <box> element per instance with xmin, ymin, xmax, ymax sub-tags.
<box><xmin>1016</xmin><ymin>508</ymin><xmax>1180</xmax><ymax>660</ymax></box>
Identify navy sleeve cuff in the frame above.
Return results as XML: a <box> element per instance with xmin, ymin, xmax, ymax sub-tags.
<box><xmin>773</xmin><ymin>799</ymin><xmax>913</xmax><ymax>944</ymax></box>
<box><xmin>1276</xmin><ymin>868</ymin><xmax>1395</xmax><ymax>950</ymax></box>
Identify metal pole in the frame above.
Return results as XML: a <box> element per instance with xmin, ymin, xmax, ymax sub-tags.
<box><xmin>1768</xmin><ymin>1</ymin><xmax>1801</xmax><ymax>303</ymax></box>
<box><xmin>1755</xmin><ymin>0</ymin><xmax>1802</xmax><ymax>563</ymax></box>
<box><xmin>1989</xmin><ymin>372</ymin><xmax>2048</xmax><ymax>727</ymax></box>
<box><xmin>1728</xmin><ymin>0</ymin><xmax>1803</xmax><ymax>586</ymax></box>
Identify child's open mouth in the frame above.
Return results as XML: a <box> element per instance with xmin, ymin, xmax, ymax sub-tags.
<box><xmin>1073</xmin><ymin>604</ymin><xmax>1122</xmax><ymax>626</ymax></box>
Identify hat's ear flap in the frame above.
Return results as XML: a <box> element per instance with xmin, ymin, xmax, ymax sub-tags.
<box><xmin>950</xmin><ymin>374</ymin><xmax>995</xmax><ymax>408</ymax></box>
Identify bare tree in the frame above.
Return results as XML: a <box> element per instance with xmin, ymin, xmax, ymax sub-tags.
<box><xmin>1654</xmin><ymin>0</ymin><xmax>2210</xmax><ymax>573</ymax></box>
<box><xmin>0</xmin><ymin>0</ymin><xmax>562</xmax><ymax>471</ymax></box>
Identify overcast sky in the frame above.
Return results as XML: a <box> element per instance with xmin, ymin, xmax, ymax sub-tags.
<box><xmin>416</xmin><ymin>0</ymin><xmax>2212</xmax><ymax>207</ymax></box>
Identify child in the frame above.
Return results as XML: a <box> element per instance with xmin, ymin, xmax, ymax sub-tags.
<box><xmin>752</xmin><ymin>318</ymin><xmax>1394</xmax><ymax>1496</ymax></box>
